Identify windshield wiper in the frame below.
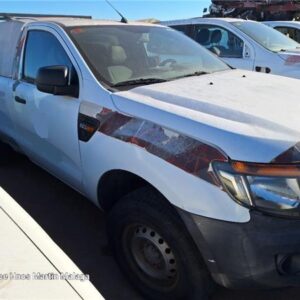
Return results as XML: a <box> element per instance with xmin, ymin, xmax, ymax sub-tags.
<box><xmin>112</xmin><ymin>78</ymin><xmax>167</xmax><ymax>87</ymax></box>
<box><xmin>279</xmin><ymin>47</ymin><xmax>300</xmax><ymax>52</ymax></box>
<box><xmin>173</xmin><ymin>71</ymin><xmax>209</xmax><ymax>80</ymax></box>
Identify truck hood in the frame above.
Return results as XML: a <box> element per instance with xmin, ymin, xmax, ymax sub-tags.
<box><xmin>112</xmin><ymin>69</ymin><xmax>300</xmax><ymax>163</ymax></box>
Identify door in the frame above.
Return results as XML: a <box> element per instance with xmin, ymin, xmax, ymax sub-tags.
<box><xmin>192</xmin><ymin>24</ymin><xmax>254</xmax><ymax>70</ymax></box>
<box><xmin>12</xmin><ymin>29</ymin><xmax>83</xmax><ymax>190</ymax></box>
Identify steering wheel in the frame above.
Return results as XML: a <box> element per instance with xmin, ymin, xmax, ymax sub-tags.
<box><xmin>159</xmin><ymin>59</ymin><xmax>177</xmax><ymax>67</ymax></box>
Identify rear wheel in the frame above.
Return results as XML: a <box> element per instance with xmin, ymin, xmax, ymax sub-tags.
<box><xmin>107</xmin><ymin>187</ymin><xmax>213</xmax><ymax>300</ymax></box>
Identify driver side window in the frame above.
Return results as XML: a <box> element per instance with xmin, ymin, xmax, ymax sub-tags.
<box><xmin>193</xmin><ymin>25</ymin><xmax>244</xmax><ymax>58</ymax></box>
<box><xmin>23</xmin><ymin>30</ymin><xmax>78</xmax><ymax>85</ymax></box>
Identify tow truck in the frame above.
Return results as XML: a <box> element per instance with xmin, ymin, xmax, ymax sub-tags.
<box><xmin>205</xmin><ymin>0</ymin><xmax>300</xmax><ymax>21</ymax></box>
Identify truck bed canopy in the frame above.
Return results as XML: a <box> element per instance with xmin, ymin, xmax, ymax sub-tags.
<box><xmin>0</xmin><ymin>14</ymin><xmax>92</xmax><ymax>78</ymax></box>
<box><xmin>0</xmin><ymin>21</ymin><xmax>24</xmax><ymax>78</ymax></box>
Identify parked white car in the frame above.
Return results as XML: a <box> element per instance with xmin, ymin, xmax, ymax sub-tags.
<box><xmin>264</xmin><ymin>21</ymin><xmax>300</xmax><ymax>43</ymax></box>
<box><xmin>0</xmin><ymin>186</ymin><xmax>103</xmax><ymax>300</ymax></box>
<box><xmin>162</xmin><ymin>18</ymin><xmax>300</xmax><ymax>78</ymax></box>
<box><xmin>2</xmin><ymin>13</ymin><xmax>300</xmax><ymax>300</ymax></box>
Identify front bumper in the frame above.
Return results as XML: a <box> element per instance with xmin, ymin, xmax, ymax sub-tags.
<box><xmin>178</xmin><ymin>208</ymin><xmax>300</xmax><ymax>289</ymax></box>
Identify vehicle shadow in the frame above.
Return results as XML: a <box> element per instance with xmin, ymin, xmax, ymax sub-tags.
<box><xmin>0</xmin><ymin>145</ymin><xmax>298</xmax><ymax>300</ymax></box>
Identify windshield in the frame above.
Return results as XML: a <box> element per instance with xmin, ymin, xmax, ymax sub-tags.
<box><xmin>67</xmin><ymin>25</ymin><xmax>229</xmax><ymax>89</ymax></box>
<box><xmin>232</xmin><ymin>21</ymin><xmax>299</xmax><ymax>52</ymax></box>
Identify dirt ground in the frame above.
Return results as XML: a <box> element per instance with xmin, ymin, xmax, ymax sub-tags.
<box><xmin>0</xmin><ymin>148</ymin><xmax>299</xmax><ymax>300</ymax></box>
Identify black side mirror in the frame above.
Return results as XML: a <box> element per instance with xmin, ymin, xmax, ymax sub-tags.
<box><xmin>36</xmin><ymin>66</ymin><xmax>78</xmax><ymax>97</ymax></box>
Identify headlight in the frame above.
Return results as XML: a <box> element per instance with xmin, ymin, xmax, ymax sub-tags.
<box><xmin>213</xmin><ymin>161</ymin><xmax>300</xmax><ymax>218</ymax></box>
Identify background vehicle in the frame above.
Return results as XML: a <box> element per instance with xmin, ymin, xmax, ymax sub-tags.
<box><xmin>162</xmin><ymin>18</ymin><xmax>300</xmax><ymax>78</ymax></box>
<box><xmin>1</xmin><ymin>13</ymin><xmax>300</xmax><ymax>300</ymax></box>
<box><xmin>265</xmin><ymin>20</ymin><xmax>300</xmax><ymax>43</ymax></box>
<box><xmin>0</xmin><ymin>186</ymin><xmax>103</xmax><ymax>300</ymax></box>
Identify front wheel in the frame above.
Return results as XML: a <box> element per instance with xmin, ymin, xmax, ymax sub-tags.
<box><xmin>107</xmin><ymin>187</ymin><xmax>213</xmax><ymax>300</ymax></box>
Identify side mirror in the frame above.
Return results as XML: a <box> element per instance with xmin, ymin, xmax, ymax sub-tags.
<box><xmin>36</xmin><ymin>66</ymin><xmax>78</xmax><ymax>97</ymax></box>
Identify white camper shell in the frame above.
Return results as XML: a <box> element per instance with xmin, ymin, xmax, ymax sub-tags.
<box><xmin>1</xmin><ymin>13</ymin><xmax>300</xmax><ymax>300</ymax></box>
<box><xmin>0</xmin><ymin>21</ymin><xmax>24</xmax><ymax>77</ymax></box>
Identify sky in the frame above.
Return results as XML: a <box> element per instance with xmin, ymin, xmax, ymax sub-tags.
<box><xmin>0</xmin><ymin>0</ymin><xmax>210</xmax><ymax>21</ymax></box>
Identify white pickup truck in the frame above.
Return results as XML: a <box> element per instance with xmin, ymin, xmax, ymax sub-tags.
<box><xmin>1</xmin><ymin>13</ymin><xmax>300</xmax><ymax>300</ymax></box>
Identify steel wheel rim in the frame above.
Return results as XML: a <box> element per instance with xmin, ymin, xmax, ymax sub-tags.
<box><xmin>127</xmin><ymin>224</ymin><xmax>178</xmax><ymax>286</ymax></box>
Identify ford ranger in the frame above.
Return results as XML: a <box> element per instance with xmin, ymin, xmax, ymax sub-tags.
<box><xmin>1</xmin><ymin>13</ymin><xmax>300</xmax><ymax>300</ymax></box>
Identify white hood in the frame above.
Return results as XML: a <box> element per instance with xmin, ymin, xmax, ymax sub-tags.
<box><xmin>112</xmin><ymin>69</ymin><xmax>300</xmax><ymax>163</ymax></box>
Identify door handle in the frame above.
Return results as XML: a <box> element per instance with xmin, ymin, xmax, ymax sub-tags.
<box><xmin>255</xmin><ymin>66</ymin><xmax>271</xmax><ymax>73</ymax></box>
<box><xmin>15</xmin><ymin>96</ymin><xmax>26</xmax><ymax>104</ymax></box>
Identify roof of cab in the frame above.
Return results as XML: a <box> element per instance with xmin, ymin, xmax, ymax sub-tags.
<box><xmin>161</xmin><ymin>17</ymin><xmax>248</xmax><ymax>26</ymax></box>
<box><xmin>5</xmin><ymin>17</ymin><xmax>163</xmax><ymax>27</ymax></box>
<box><xmin>264</xmin><ymin>20</ymin><xmax>300</xmax><ymax>25</ymax></box>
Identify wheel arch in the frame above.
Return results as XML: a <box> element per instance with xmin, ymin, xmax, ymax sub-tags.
<box><xmin>97</xmin><ymin>169</ymin><xmax>171</xmax><ymax>212</ymax></box>
<box><xmin>97</xmin><ymin>169</ymin><xmax>218</xmax><ymax>284</ymax></box>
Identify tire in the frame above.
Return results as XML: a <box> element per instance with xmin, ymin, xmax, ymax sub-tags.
<box><xmin>107</xmin><ymin>186</ymin><xmax>214</xmax><ymax>300</ymax></box>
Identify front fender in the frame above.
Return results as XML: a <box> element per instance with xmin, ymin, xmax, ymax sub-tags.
<box><xmin>79</xmin><ymin>132</ymin><xmax>250</xmax><ymax>223</ymax></box>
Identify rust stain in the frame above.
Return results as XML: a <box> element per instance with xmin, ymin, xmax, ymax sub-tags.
<box><xmin>95</xmin><ymin>108</ymin><xmax>227</xmax><ymax>185</ymax></box>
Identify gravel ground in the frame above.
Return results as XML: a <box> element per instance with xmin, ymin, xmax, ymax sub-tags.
<box><xmin>0</xmin><ymin>146</ymin><xmax>299</xmax><ymax>300</ymax></box>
